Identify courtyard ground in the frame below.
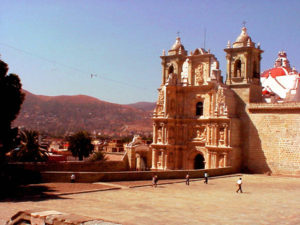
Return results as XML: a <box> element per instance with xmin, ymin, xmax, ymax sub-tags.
<box><xmin>1</xmin><ymin>174</ymin><xmax>300</xmax><ymax>225</ymax></box>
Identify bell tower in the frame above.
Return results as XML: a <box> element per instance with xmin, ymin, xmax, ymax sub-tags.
<box><xmin>224</xmin><ymin>26</ymin><xmax>264</xmax><ymax>103</ymax></box>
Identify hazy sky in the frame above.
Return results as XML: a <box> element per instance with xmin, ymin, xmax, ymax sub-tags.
<box><xmin>1</xmin><ymin>0</ymin><xmax>299</xmax><ymax>104</ymax></box>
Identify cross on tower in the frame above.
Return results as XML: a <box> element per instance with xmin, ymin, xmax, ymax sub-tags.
<box><xmin>242</xmin><ymin>21</ymin><xmax>246</xmax><ymax>27</ymax></box>
<box><xmin>176</xmin><ymin>31</ymin><xmax>180</xmax><ymax>37</ymax></box>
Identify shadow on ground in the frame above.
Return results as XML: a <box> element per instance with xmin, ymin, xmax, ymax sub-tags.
<box><xmin>0</xmin><ymin>184</ymin><xmax>68</xmax><ymax>202</ymax></box>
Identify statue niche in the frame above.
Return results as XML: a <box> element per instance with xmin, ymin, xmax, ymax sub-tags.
<box><xmin>195</xmin><ymin>63</ymin><xmax>208</xmax><ymax>85</ymax></box>
<box><xmin>193</xmin><ymin>126</ymin><xmax>206</xmax><ymax>143</ymax></box>
<box><xmin>181</xmin><ymin>59</ymin><xmax>189</xmax><ymax>86</ymax></box>
<box><xmin>155</xmin><ymin>89</ymin><xmax>164</xmax><ymax>115</ymax></box>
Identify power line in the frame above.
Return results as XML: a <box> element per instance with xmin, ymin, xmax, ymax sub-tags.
<box><xmin>0</xmin><ymin>42</ymin><xmax>153</xmax><ymax>92</ymax></box>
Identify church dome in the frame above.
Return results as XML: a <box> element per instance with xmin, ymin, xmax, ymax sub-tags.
<box><xmin>235</xmin><ymin>27</ymin><xmax>251</xmax><ymax>43</ymax></box>
<box><xmin>261</xmin><ymin>67</ymin><xmax>289</xmax><ymax>78</ymax></box>
<box><xmin>233</xmin><ymin>27</ymin><xmax>254</xmax><ymax>48</ymax></box>
<box><xmin>171</xmin><ymin>37</ymin><xmax>185</xmax><ymax>51</ymax></box>
<box><xmin>168</xmin><ymin>37</ymin><xmax>187</xmax><ymax>56</ymax></box>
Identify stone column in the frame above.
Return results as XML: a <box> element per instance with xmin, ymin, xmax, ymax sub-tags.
<box><xmin>188</xmin><ymin>60</ymin><xmax>193</xmax><ymax>85</ymax></box>
<box><xmin>224</xmin><ymin>153</ymin><xmax>228</xmax><ymax>167</ymax></box>
<box><xmin>161</xmin><ymin>123</ymin><xmax>165</xmax><ymax>144</ymax></box>
<box><xmin>206</xmin><ymin>151</ymin><xmax>211</xmax><ymax>169</ymax></box>
<box><xmin>161</xmin><ymin>61</ymin><xmax>166</xmax><ymax>85</ymax></box>
<box><xmin>244</xmin><ymin>53</ymin><xmax>248</xmax><ymax>82</ymax></box>
<box><xmin>152</xmin><ymin>149</ymin><xmax>157</xmax><ymax>169</ymax></box>
<box><xmin>224</xmin><ymin>124</ymin><xmax>228</xmax><ymax>147</ymax></box>
<box><xmin>226</xmin><ymin>54</ymin><xmax>231</xmax><ymax>84</ymax></box>
<box><xmin>136</xmin><ymin>154</ymin><xmax>140</xmax><ymax>171</ymax></box>
<box><xmin>206</xmin><ymin>125</ymin><xmax>210</xmax><ymax>145</ymax></box>
<box><xmin>161</xmin><ymin>150</ymin><xmax>165</xmax><ymax>169</ymax></box>
<box><xmin>153</xmin><ymin>123</ymin><xmax>157</xmax><ymax>144</ymax></box>
<box><xmin>164</xmin><ymin>150</ymin><xmax>168</xmax><ymax>170</ymax></box>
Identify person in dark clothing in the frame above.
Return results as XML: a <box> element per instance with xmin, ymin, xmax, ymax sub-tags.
<box><xmin>204</xmin><ymin>172</ymin><xmax>208</xmax><ymax>184</ymax></box>
<box><xmin>186</xmin><ymin>173</ymin><xmax>190</xmax><ymax>185</ymax></box>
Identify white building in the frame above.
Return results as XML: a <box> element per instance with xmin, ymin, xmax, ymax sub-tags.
<box><xmin>261</xmin><ymin>51</ymin><xmax>300</xmax><ymax>103</ymax></box>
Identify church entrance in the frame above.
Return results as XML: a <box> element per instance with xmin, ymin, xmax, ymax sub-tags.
<box><xmin>194</xmin><ymin>154</ymin><xmax>205</xmax><ymax>169</ymax></box>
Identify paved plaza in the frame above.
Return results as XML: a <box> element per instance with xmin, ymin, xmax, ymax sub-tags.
<box><xmin>1</xmin><ymin>174</ymin><xmax>300</xmax><ymax>225</ymax></box>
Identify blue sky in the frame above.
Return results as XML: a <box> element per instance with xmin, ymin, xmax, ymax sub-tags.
<box><xmin>0</xmin><ymin>0</ymin><xmax>299</xmax><ymax>104</ymax></box>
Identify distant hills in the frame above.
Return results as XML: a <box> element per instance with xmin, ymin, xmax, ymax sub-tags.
<box><xmin>14</xmin><ymin>90</ymin><xmax>156</xmax><ymax>137</ymax></box>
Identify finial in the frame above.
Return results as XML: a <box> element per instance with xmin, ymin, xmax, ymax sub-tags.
<box><xmin>257</xmin><ymin>42</ymin><xmax>260</xmax><ymax>49</ymax></box>
<box><xmin>242</xmin><ymin>21</ymin><xmax>246</xmax><ymax>27</ymax></box>
<box><xmin>176</xmin><ymin>31</ymin><xmax>180</xmax><ymax>37</ymax></box>
<box><xmin>247</xmin><ymin>38</ymin><xmax>251</xmax><ymax>47</ymax></box>
<box><xmin>162</xmin><ymin>49</ymin><xmax>166</xmax><ymax>56</ymax></box>
<box><xmin>227</xmin><ymin>40</ymin><xmax>231</xmax><ymax>48</ymax></box>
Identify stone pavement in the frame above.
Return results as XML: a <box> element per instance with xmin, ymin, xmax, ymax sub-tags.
<box><xmin>1</xmin><ymin>174</ymin><xmax>300</xmax><ymax>225</ymax></box>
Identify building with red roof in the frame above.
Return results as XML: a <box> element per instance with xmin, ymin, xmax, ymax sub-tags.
<box><xmin>261</xmin><ymin>51</ymin><xmax>300</xmax><ymax>102</ymax></box>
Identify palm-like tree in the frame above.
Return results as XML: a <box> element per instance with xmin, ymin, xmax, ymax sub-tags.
<box><xmin>68</xmin><ymin>131</ymin><xmax>94</xmax><ymax>161</ymax></box>
<box><xmin>11</xmin><ymin>129</ymin><xmax>48</xmax><ymax>162</ymax></box>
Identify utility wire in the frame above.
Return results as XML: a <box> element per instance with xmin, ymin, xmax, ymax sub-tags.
<box><xmin>0</xmin><ymin>42</ymin><xmax>153</xmax><ymax>92</ymax></box>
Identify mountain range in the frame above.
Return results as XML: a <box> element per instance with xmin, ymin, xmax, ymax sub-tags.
<box><xmin>13</xmin><ymin>90</ymin><xmax>156</xmax><ymax>137</ymax></box>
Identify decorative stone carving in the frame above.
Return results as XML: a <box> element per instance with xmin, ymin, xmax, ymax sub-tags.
<box><xmin>127</xmin><ymin>135</ymin><xmax>143</xmax><ymax>147</ymax></box>
<box><xmin>195</xmin><ymin>63</ymin><xmax>209</xmax><ymax>85</ymax></box>
<box><xmin>195</xmin><ymin>64</ymin><xmax>204</xmax><ymax>85</ymax></box>
<box><xmin>155</xmin><ymin>89</ymin><xmax>164</xmax><ymax>114</ymax></box>
<box><xmin>215</xmin><ymin>88</ymin><xmax>228</xmax><ymax>116</ymax></box>
<box><xmin>194</xmin><ymin>126</ymin><xmax>206</xmax><ymax>142</ymax></box>
<box><xmin>181</xmin><ymin>59</ymin><xmax>189</xmax><ymax>86</ymax></box>
<box><xmin>157</xmin><ymin>127</ymin><xmax>162</xmax><ymax>143</ymax></box>
<box><xmin>166</xmin><ymin>73</ymin><xmax>178</xmax><ymax>86</ymax></box>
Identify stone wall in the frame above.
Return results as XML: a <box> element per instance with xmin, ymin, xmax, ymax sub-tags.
<box><xmin>247</xmin><ymin>103</ymin><xmax>300</xmax><ymax>175</ymax></box>
<box><xmin>41</xmin><ymin>167</ymin><xmax>235</xmax><ymax>183</ymax></box>
<box><xmin>9</xmin><ymin>160</ymin><xmax>128</xmax><ymax>172</ymax></box>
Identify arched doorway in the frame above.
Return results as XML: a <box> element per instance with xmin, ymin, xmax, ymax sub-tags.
<box><xmin>194</xmin><ymin>154</ymin><xmax>205</xmax><ymax>169</ymax></box>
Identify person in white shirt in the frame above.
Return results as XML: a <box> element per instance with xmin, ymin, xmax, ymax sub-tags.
<box><xmin>70</xmin><ymin>174</ymin><xmax>76</xmax><ymax>183</ymax></box>
<box><xmin>236</xmin><ymin>177</ymin><xmax>243</xmax><ymax>193</ymax></box>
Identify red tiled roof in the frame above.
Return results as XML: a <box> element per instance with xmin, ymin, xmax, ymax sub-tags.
<box><xmin>261</xmin><ymin>67</ymin><xmax>288</xmax><ymax>78</ymax></box>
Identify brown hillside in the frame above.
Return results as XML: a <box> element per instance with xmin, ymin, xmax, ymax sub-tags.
<box><xmin>14</xmin><ymin>90</ymin><xmax>153</xmax><ymax>136</ymax></box>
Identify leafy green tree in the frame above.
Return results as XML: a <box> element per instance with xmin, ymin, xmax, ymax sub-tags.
<box><xmin>0</xmin><ymin>59</ymin><xmax>25</xmax><ymax>161</ymax></box>
<box><xmin>68</xmin><ymin>131</ymin><xmax>94</xmax><ymax>161</ymax></box>
<box><xmin>10</xmin><ymin>129</ymin><xmax>48</xmax><ymax>162</ymax></box>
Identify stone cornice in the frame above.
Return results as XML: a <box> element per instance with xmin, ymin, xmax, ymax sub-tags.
<box><xmin>248</xmin><ymin>103</ymin><xmax>300</xmax><ymax>112</ymax></box>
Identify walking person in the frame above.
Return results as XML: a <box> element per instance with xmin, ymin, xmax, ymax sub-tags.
<box><xmin>185</xmin><ymin>173</ymin><xmax>190</xmax><ymax>186</ymax></box>
<box><xmin>152</xmin><ymin>174</ymin><xmax>158</xmax><ymax>188</ymax></box>
<box><xmin>70</xmin><ymin>174</ymin><xmax>76</xmax><ymax>183</ymax></box>
<box><xmin>236</xmin><ymin>177</ymin><xmax>243</xmax><ymax>193</ymax></box>
<box><xmin>204</xmin><ymin>172</ymin><xmax>208</xmax><ymax>184</ymax></box>
<box><xmin>152</xmin><ymin>174</ymin><xmax>156</xmax><ymax>187</ymax></box>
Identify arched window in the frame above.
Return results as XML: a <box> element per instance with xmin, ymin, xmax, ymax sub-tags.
<box><xmin>234</xmin><ymin>59</ymin><xmax>242</xmax><ymax>77</ymax></box>
<box><xmin>253</xmin><ymin>61</ymin><xmax>259</xmax><ymax>78</ymax></box>
<box><xmin>168</xmin><ymin>65</ymin><xmax>174</xmax><ymax>74</ymax></box>
<box><xmin>196</xmin><ymin>102</ymin><xmax>203</xmax><ymax>116</ymax></box>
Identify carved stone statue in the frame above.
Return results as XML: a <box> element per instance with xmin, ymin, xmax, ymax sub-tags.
<box><xmin>128</xmin><ymin>135</ymin><xmax>143</xmax><ymax>147</ymax></box>
<box><xmin>194</xmin><ymin>127</ymin><xmax>206</xmax><ymax>142</ymax></box>
<box><xmin>195</xmin><ymin>64</ymin><xmax>204</xmax><ymax>85</ymax></box>
<box><xmin>181</xmin><ymin>59</ymin><xmax>189</xmax><ymax>86</ymax></box>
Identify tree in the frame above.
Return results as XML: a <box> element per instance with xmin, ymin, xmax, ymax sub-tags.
<box><xmin>0</xmin><ymin>59</ymin><xmax>25</xmax><ymax>161</ymax></box>
<box><xmin>68</xmin><ymin>131</ymin><xmax>94</xmax><ymax>161</ymax></box>
<box><xmin>10</xmin><ymin>129</ymin><xmax>48</xmax><ymax>162</ymax></box>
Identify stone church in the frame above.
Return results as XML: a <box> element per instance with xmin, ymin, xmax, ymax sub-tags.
<box><xmin>150</xmin><ymin>26</ymin><xmax>300</xmax><ymax>175</ymax></box>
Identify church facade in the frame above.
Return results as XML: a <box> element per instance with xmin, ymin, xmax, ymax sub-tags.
<box><xmin>150</xmin><ymin>27</ymin><xmax>300</xmax><ymax>175</ymax></box>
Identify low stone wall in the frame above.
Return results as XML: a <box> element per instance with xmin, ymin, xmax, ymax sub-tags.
<box><xmin>41</xmin><ymin>167</ymin><xmax>235</xmax><ymax>183</ymax></box>
<box><xmin>9</xmin><ymin>160</ymin><xmax>128</xmax><ymax>172</ymax></box>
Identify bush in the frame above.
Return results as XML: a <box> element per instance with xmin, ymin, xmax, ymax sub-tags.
<box><xmin>89</xmin><ymin>151</ymin><xmax>107</xmax><ymax>162</ymax></box>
